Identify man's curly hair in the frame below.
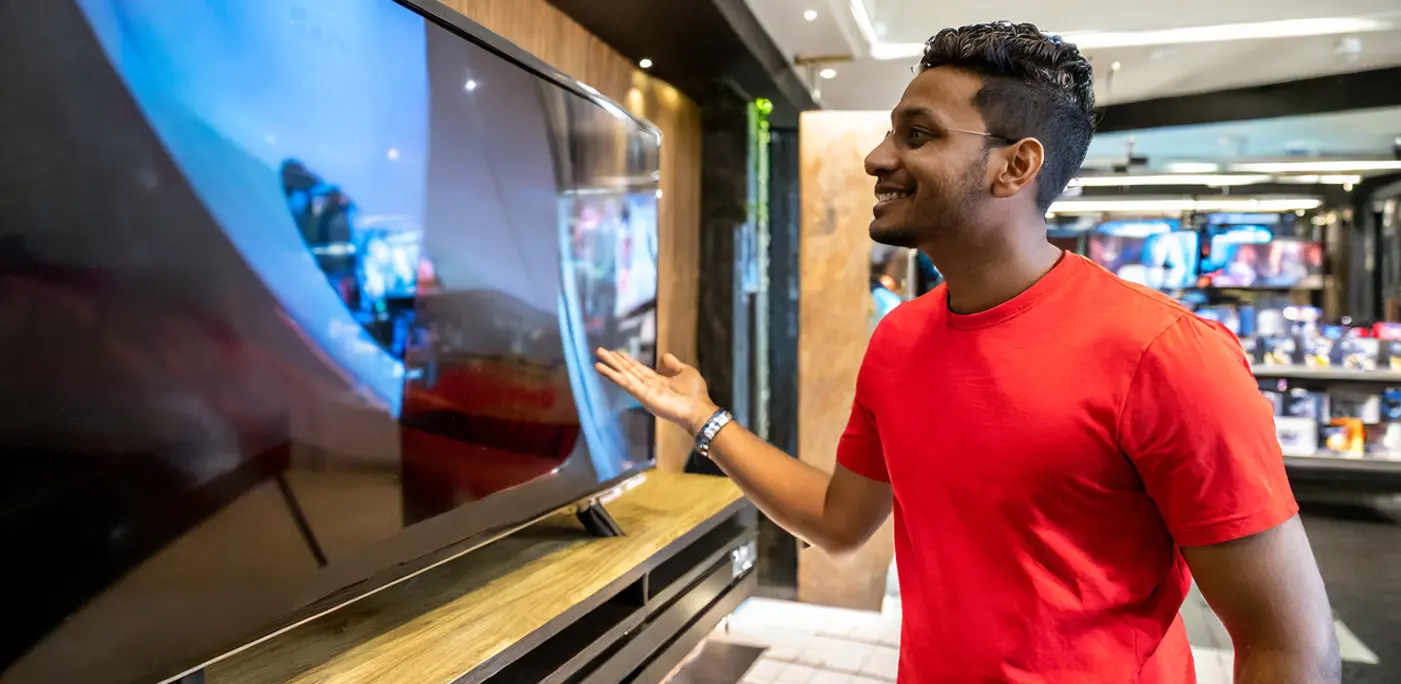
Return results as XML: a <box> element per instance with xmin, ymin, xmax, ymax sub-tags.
<box><xmin>921</xmin><ymin>21</ymin><xmax>1096</xmax><ymax>212</ymax></box>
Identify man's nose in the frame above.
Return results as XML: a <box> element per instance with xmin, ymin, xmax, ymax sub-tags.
<box><xmin>864</xmin><ymin>134</ymin><xmax>897</xmax><ymax>178</ymax></box>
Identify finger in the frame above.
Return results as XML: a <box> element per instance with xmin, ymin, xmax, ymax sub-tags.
<box><xmin>595</xmin><ymin>347</ymin><xmax>632</xmax><ymax>375</ymax></box>
<box><xmin>594</xmin><ymin>361</ymin><xmax>634</xmax><ymax>391</ymax></box>
<box><xmin>614</xmin><ymin>349</ymin><xmax>657</xmax><ymax>382</ymax></box>
<box><xmin>598</xmin><ymin>348</ymin><xmax>648</xmax><ymax>387</ymax></box>
<box><xmin>661</xmin><ymin>353</ymin><xmax>686</xmax><ymax>375</ymax></box>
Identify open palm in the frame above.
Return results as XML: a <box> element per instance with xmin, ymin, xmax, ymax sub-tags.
<box><xmin>594</xmin><ymin>348</ymin><xmax>717</xmax><ymax>434</ymax></box>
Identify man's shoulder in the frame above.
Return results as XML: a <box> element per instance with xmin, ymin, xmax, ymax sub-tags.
<box><xmin>1070</xmin><ymin>256</ymin><xmax>1202</xmax><ymax>344</ymax></box>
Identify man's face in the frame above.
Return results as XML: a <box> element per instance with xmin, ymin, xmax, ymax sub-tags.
<box><xmin>863</xmin><ymin>67</ymin><xmax>996</xmax><ymax>249</ymax></box>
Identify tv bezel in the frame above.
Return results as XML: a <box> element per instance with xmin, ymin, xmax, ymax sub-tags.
<box><xmin>29</xmin><ymin>2</ymin><xmax>665</xmax><ymax>682</ymax></box>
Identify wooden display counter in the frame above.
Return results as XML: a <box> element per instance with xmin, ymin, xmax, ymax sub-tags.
<box><xmin>207</xmin><ymin>472</ymin><xmax>755</xmax><ymax>684</ymax></box>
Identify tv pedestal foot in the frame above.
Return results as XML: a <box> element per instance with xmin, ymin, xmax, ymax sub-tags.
<box><xmin>176</xmin><ymin>670</ymin><xmax>205</xmax><ymax>684</ymax></box>
<box><xmin>577</xmin><ymin>498</ymin><xmax>624</xmax><ymax>538</ymax></box>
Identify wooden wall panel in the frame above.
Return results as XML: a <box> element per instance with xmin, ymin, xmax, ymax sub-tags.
<box><xmin>797</xmin><ymin>111</ymin><xmax>894</xmax><ymax>610</ymax></box>
<box><xmin>440</xmin><ymin>0</ymin><xmax>702</xmax><ymax>471</ymax></box>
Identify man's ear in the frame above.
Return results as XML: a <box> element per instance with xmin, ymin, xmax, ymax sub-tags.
<box><xmin>990</xmin><ymin>137</ymin><xmax>1045</xmax><ymax>200</ymax></box>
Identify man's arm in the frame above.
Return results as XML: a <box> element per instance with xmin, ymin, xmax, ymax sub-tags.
<box><xmin>703</xmin><ymin>423</ymin><xmax>892</xmax><ymax>556</ymax></box>
<box><xmin>594</xmin><ymin>349</ymin><xmax>892</xmax><ymax>556</ymax></box>
<box><xmin>1183</xmin><ymin>516</ymin><xmax>1339</xmax><ymax>684</ymax></box>
<box><xmin>1117</xmin><ymin>316</ymin><xmax>1339</xmax><ymax>682</ymax></box>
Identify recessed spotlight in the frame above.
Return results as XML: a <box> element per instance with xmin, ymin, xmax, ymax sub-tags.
<box><xmin>819</xmin><ymin>68</ymin><xmax>837</xmax><ymax>79</ymax></box>
<box><xmin>464</xmin><ymin>79</ymin><xmax>477</xmax><ymax>91</ymax></box>
<box><xmin>639</xmin><ymin>58</ymin><xmax>653</xmax><ymax>69</ymax></box>
<box><xmin>804</xmin><ymin>9</ymin><xmax>818</xmax><ymax>21</ymax></box>
<box><xmin>1110</xmin><ymin>61</ymin><xmax>1122</xmax><ymax>72</ymax></box>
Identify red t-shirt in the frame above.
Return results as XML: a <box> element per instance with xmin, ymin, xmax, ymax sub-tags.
<box><xmin>838</xmin><ymin>253</ymin><xmax>1297</xmax><ymax>683</ymax></box>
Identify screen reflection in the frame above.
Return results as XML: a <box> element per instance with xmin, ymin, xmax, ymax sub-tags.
<box><xmin>0</xmin><ymin>1</ymin><xmax>659</xmax><ymax>683</ymax></box>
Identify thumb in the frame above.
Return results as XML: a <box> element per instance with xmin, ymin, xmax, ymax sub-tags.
<box><xmin>662</xmin><ymin>353</ymin><xmax>687</xmax><ymax>374</ymax></box>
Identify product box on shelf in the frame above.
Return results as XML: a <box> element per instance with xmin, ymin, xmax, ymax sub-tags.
<box><xmin>1284</xmin><ymin>389</ymin><xmax>1329</xmax><ymax>421</ymax></box>
<box><xmin>1330</xmin><ymin>390</ymin><xmax>1382</xmax><ymax>424</ymax></box>
<box><xmin>1323</xmin><ymin>418</ymin><xmax>1366</xmax><ymax>457</ymax></box>
<box><xmin>1260</xmin><ymin>338</ymin><xmax>1297</xmax><ymax>366</ymax></box>
<box><xmin>1273</xmin><ymin>416</ymin><xmax>1318</xmax><ymax>457</ymax></box>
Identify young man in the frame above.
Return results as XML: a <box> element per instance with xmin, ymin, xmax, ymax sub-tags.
<box><xmin>595</xmin><ymin>21</ymin><xmax>1340</xmax><ymax>684</ymax></box>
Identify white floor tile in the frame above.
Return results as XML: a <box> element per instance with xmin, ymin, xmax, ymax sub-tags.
<box><xmin>860</xmin><ymin>645</ymin><xmax>900</xmax><ymax>681</ymax></box>
<box><xmin>850</xmin><ymin>675</ymin><xmax>890</xmax><ymax>684</ymax></box>
<box><xmin>775</xmin><ymin>663</ymin><xmax>822</xmax><ymax>683</ymax></box>
<box><xmin>1192</xmin><ymin>647</ymin><xmax>1232</xmax><ymax>684</ymax></box>
<box><xmin>798</xmin><ymin>636</ymin><xmax>875</xmax><ymax>673</ymax></box>
<box><xmin>808</xmin><ymin>670</ymin><xmax>852</xmax><ymax>684</ymax></box>
<box><xmin>742</xmin><ymin>658</ymin><xmax>786</xmax><ymax>684</ymax></box>
<box><xmin>1334</xmin><ymin>618</ymin><xmax>1380</xmax><ymax>664</ymax></box>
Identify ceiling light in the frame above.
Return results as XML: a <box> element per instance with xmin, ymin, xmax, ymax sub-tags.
<box><xmin>1058</xmin><ymin>17</ymin><xmax>1392</xmax><ymax>50</ymax></box>
<box><xmin>1073</xmin><ymin>174</ymin><xmax>1271</xmax><ymax>187</ymax></box>
<box><xmin>851</xmin><ymin>2</ymin><xmax>1393</xmax><ymax>61</ymax></box>
<box><xmin>1275</xmin><ymin>174</ymin><xmax>1364</xmax><ymax>185</ymax></box>
<box><xmin>1163</xmin><ymin>162</ymin><xmax>1221</xmax><ymax>173</ymax></box>
<box><xmin>1047</xmin><ymin>197</ymin><xmax>1324</xmax><ymax>215</ymax></box>
<box><xmin>819</xmin><ymin>68</ymin><xmax>838</xmax><ymax>80</ymax></box>
<box><xmin>1230</xmin><ymin>160</ymin><xmax>1401</xmax><ymax>173</ymax></box>
<box><xmin>464</xmin><ymin>79</ymin><xmax>477</xmax><ymax>91</ymax></box>
<box><xmin>638</xmin><ymin>58</ymin><xmax>653</xmax><ymax>69</ymax></box>
<box><xmin>804</xmin><ymin>9</ymin><xmax>818</xmax><ymax>21</ymax></box>
<box><xmin>1110</xmin><ymin>61</ymin><xmax>1122</xmax><ymax>72</ymax></box>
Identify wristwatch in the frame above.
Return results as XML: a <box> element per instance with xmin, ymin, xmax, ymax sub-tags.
<box><xmin>694</xmin><ymin>409</ymin><xmax>733</xmax><ymax>459</ymax></box>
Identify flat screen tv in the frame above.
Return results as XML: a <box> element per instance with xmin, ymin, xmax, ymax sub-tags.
<box><xmin>0</xmin><ymin>2</ymin><xmax>660</xmax><ymax>683</ymax></box>
<box><xmin>1200</xmin><ymin>227</ymin><xmax>1324</xmax><ymax>289</ymax></box>
<box><xmin>1085</xmin><ymin>221</ymin><xmax>1198</xmax><ymax>290</ymax></box>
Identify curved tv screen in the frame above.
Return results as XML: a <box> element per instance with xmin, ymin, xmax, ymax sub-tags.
<box><xmin>0</xmin><ymin>1</ymin><xmax>660</xmax><ymax>683</ymax></box>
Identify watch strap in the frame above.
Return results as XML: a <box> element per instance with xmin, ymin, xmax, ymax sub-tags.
<box><xmin>694</xmin><ymin>409</ymin><xmax>733</xmax><ymax>458</ymax></box>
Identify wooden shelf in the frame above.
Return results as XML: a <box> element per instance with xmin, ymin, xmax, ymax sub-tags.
<box><xmin>1251</xmin><ymin>365</ymin><xmax>1401</xmax><ymax>383</ymax></box>
<box><xmin>207</xmin><ymin>472</ymin><xmax>746</xmax><ymax>684</ymax></box>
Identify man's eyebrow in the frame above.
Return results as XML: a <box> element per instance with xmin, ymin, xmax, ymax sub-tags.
<box><xmin>893</xmin><ymin>106</ymin><xmax>944</xmax><ymax>126</ymax></box>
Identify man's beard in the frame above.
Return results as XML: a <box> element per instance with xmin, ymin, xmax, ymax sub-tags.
<box><xmin>870</xmin><ymin>158</ymin><xmax>986</xmax><ymax>249</ymax></box>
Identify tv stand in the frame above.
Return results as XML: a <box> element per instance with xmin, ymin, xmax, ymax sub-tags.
<box><xmin>576</xmin><ymin>498</ymin><xmax>624</xmax><ymax>538</ymax></box>
<box><xmin>175</xmin><ymin>670</ymin><xmax>205</xmax><ymax>684</ymax></box>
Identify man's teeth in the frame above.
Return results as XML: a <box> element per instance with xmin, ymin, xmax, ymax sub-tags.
<box><xmin>876</xmin><ymin>191</ymin><xmax>909</xmax><ymax>202</ymax></box>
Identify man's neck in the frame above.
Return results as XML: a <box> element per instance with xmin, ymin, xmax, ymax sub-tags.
<box><xmin>927</xmin><ymin>237</ymin><xmax>1064</xmax><ymax>315</ymax></box>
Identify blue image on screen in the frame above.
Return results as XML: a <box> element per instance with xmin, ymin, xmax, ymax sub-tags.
<box><xmin>77</xmin><ymin>0</ymin><xmax>428</xmax><ymax>411</ymax></box>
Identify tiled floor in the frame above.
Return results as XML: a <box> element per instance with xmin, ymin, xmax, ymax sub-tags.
<box><xmin>708</xmin><ymin>597</ymin><xmax>1239</xmax><ymax>684</ymax></box>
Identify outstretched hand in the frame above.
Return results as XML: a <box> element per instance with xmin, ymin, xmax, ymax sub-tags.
<box><xmin>595</xmin><ymin>348</ymin><xmax>718</xmax><ymax>436</ymax></box>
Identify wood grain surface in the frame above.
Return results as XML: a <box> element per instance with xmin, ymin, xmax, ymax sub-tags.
<box><xmin>208</xmin><ymin>472</ymin><xmax>742</xmax><ymax>684</ymax></box>
<box><xmin>796</xmin><ymin>112</ymin><xmax>896</xmax><ymax>611</ymax></box>
<box><xmin>438</xmin><ymin>0</ymin><xmax>702</xmax><ymax>472</ymax></box>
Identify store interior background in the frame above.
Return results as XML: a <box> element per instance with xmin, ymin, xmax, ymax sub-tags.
<box><xmin>563</xmin><ymin>0</ymin><xmax>1401</xmax><ymax>682</ymax></box>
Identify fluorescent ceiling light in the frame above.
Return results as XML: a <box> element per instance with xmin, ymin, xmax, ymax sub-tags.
<box><xmin>850</xmin><ymin>2</ymin><xmax>1393</xmax><ymax>61</ymax></box>
<box><xmin>1230</xmin><ymin>160</ymin><xmax>1401</xmax><ymax>173</ymax></box>
<box><xmin>1164</xmin><ymin>162</ymin><xmax>1221</xmax><ymax>174</ymax></box>
<box><xmin>1073</xmin><ymin>174</ymin><xmax>1271</xmax><ymax>187</ymax></box>
<box><xmin>1048</xmin><ymin>197</ymin><xmax>1324</xmax><ymax>215</ymax></box>
<box><xmin>1060</xmin><ymin>17</ymin><xmax>1392</xmax><ymax>50</ymax></box>
<box><xmin>1275</xmin><ymin>174</ymin><xmax>1364</xmax><ymax>185</ymax></box>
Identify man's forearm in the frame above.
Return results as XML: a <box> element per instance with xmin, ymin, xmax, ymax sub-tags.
<box><xmin>700</xmin><ymin>420</ymin><xmax>855</xmax><ymax>553</ymax></box>
<box><xmin>1234</xmin><ymin>643</ymin><xmax>1340</xmax><ymax>684</ymax></box>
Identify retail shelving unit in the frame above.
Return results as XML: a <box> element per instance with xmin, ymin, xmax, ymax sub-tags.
<box><xmin>1252</xmin><ymin>365</ymin><xmax>1401</xmax><ymax>383</ymax></box>
<box><xmin>1252</xmin><ymin>364</ymin><xmax>1401</xmax><ymax>493</ymax></box>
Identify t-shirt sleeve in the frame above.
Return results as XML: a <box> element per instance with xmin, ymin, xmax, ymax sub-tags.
<box><xmin>1119</xmin><ymin>315</ymin><xmax>1298</xmax><ymax>547</ymax></box>
<box><xmin>837</xmin><ymin>393</ymin><xmax>888</xmax><ymax>482</ymax></box>
<box><xmin>836</xmin><ymin>344</ymin><xmax>889</xmax><ymax>483</ymax></box>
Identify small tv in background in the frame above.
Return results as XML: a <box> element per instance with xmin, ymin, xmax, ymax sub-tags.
<box><xmin>1086</xmin><ymin>220</ymin><xmax>1199</xmax><ymax>291</ymax></box>
<box><xmin>1200</xmin><ymin>233</ymin><xmax>1324</xmax><ymax>289</ymax></box>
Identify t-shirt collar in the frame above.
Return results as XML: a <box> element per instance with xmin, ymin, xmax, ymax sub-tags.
<box><xmin>945</xmin><ymin>251</ymin><xmax>1081</xmax><ymax>330</ymax></box>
